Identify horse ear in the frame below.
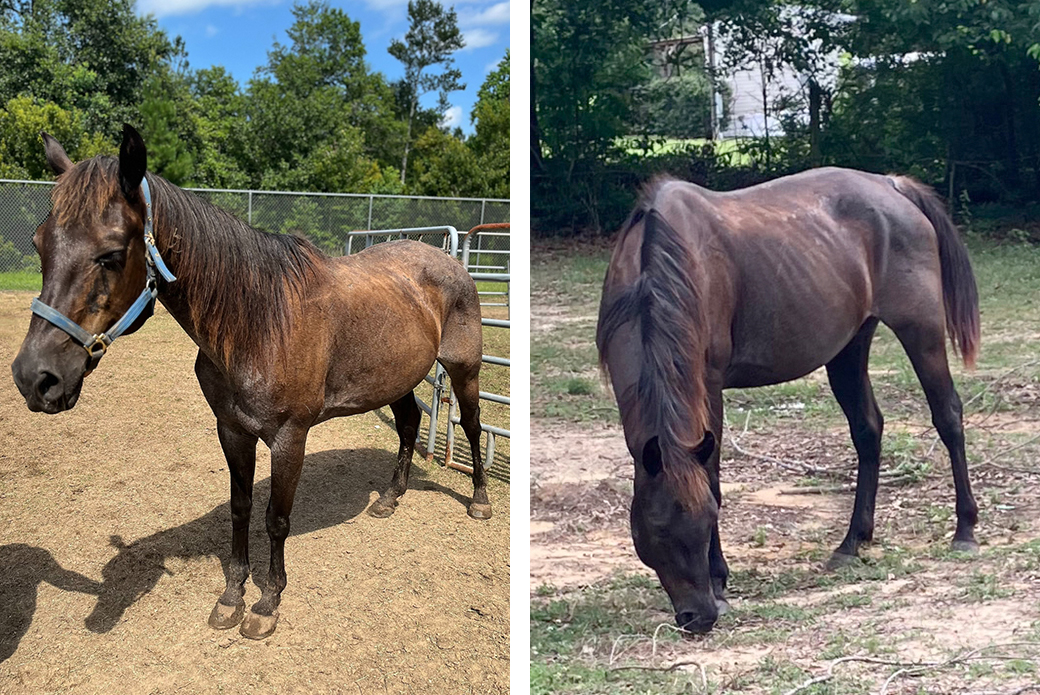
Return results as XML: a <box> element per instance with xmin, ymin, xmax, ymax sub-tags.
<box><xmin>118</xmin><ymin>123</ymin><xmax>147</xmax><ymax>199</ymax></box>
<box><xmin>692</xmin><ymin>431</ymin><xmax>716</xmax><ymax>465</ymax></box>
<box><xmin>641</xmin><ymin>436</ymin><xmax>663</xmax><ymax>477</ymax></box>
<box><xmin>41</xmin><ymin>133</ymin><xmax>72</xmax><ymax>175</ymax></box>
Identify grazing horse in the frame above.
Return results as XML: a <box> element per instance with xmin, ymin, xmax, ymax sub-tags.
<box><xmin>11</xmin><ymin>125</ymin><xmax>491</xmax><ymax>640</ymax></box>
<box><xmin>596</xmin><ymin>169</ymin><xmax>980</xmax><ymax>634</ymax></box>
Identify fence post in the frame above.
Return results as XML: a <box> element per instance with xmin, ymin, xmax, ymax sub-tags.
<box><xmin>480</xmin><ymin>199</ymin><xmax>486</xmax><ymax>226</ymax></box>
<box><xmin>367</xmin><ymin>195</ymin><xmax>374</xmax><ymax>230</ymax></box>
<box><xmin>248</xmin><ymin>190</ymin><xmax>253</xmax><ymax>225</ymax></box>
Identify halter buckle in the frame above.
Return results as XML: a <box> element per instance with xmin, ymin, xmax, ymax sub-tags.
<box><xmin>84</xmin><ymin>335</ymin><xmax>110</xmax><ymax>373</ymax></box>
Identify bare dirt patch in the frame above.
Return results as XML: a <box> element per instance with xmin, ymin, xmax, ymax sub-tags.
<box><xmin>0</xmin><ymin>293</ymin><xmax>509</xmax><ymax>694</ymax></box>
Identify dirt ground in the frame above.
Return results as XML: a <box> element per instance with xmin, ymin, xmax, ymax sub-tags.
<box><xmin>0</xmin><ymin>293</ymin><xmax>509</xmax><ymax>694</ymax></box>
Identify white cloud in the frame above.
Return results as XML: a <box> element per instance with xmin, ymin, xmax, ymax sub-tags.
<box><xmin>458</xmin><ymin>1</ymin><xmax>509</xmax><ymax>27</ymax></box>
<box><xmin>137</xmin><ymin>0</ymin><xmax>278</xmax><ymax>18</ymax></box>
<box><xmin>440</xmin><ymin>105</ymin><xmax>463</xmax><ymax>129</ymax></box>
<box><xmin>461</xmin><ymin>28</ymin><xmax>499</xmax><ymax>51</ymax></box>
<box><xmin>205</xmin><ymin>24</ymin><xmax>219</xmax><ymax>37</ymax></box>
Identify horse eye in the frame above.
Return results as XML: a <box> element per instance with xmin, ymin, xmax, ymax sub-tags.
<box><xmin>96</xmin><ymin>251</ymin><xmax>125</xmax><ymax>271</ymax></box>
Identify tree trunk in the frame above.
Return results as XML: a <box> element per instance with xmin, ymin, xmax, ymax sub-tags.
<box><xmin>400</xmin><ymin>96</ymin><xmax>416</xmax><ymax>185</ymax></box>
<box><xmin>531</xmin><ymin>39</ymin><xmax>545</xmax><ymax>173</ymax></box>
<box><xmin>808</xmin><ymin>77</ymin><xmax>822</xmax><ymax>167</ymax></box>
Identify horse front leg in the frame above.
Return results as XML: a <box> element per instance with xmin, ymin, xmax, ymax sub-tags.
<box><xmin>707</xmin><ymin>383</ymin><xmax>729</xmax><ymax>613</ymax></box>
<box><xmin>240</xmin><ymin>425</ymin><xmax>308</xmax><ymax>640</ymax></box>
<box><xmin>208</xmin><ymin>421</ymin><xmax>258</xmax><ymax>629</ymax></box>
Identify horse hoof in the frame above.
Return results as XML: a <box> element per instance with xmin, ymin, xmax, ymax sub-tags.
<box><xmin>367</xmin><ymin>500</ymin><xmax>397</xmax><ymax>518</ymax></box>
<box><xmin>950</xmin><ymin>539</ymin><xmax>980</xmax><ymax>555</ymax></box>
<box><xmin>715</xmin><ymin>598</ymin><xmax>731</xmax><ymax>616</ymax></box>
<box><xmin>825</xmin><ymin>552</ymin><xmax>859</xmax><ymax>571</ymax></box>
<box><xmin>239</xmin><ymin>610</ymin><xmax>278</xmax><ymax>640</ymax></box>
<box><xmin>468</xmin><ymin>502</ymin><xmax>492</xmax><ymax>520</ymax></box>
<box><xmin>208</xmin><ymin>600</ymin><xmax>245</xmax><ymax>630</ymax></box>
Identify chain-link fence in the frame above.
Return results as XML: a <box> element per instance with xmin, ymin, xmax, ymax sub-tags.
<box><xmin>0</xmin><ymin>180</ymin><xmax>510</xmax><ymax>272</ymax></box>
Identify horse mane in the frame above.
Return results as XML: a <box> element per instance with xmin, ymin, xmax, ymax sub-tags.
<box><xmin>52</xmin><ymin>156</ymin><xmax>329</xmax><ymax>368</ymax></box>
<box><xmin>596</xmin><ymin>176</ymin><xmax>712</xmax><ymax>511</ymax></box>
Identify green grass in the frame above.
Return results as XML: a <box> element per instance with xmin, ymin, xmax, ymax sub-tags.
<box><xmin>0</xmin><ymin>270</ymin><xmax>41</xmax><ymax>291</ymax></box>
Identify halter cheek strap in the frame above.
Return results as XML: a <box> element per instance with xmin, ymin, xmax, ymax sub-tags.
<box><xmin>30</xmin><ymin>177</ymin><xmax>177</xmax><ymax>373</ymax></box>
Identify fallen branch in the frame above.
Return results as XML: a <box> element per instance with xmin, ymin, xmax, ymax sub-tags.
<box><xmin>777</xmin><ymin>475</ymin><xmax>917</xmax><ymax>496</ymax></box>
<box><xmin>976</xmin><ymin>433</ymin><xmax>1040</xmax><ymax>471</ymax></box>
<box><xmin>782</xmin><ymin>642</ymin><xmax>1040</xmax><ymax>695</ymax></box>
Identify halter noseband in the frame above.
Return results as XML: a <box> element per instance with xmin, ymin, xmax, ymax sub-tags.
<box><xmin>30</xmin><ymin>177</ymin><xmax>177</xmax><ymax>372</ymax></box>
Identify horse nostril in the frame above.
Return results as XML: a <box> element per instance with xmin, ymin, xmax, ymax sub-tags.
<box><xmin>675</xmin><ymin>611</ymin><xmax>716</xmax><ymax>634</ymax></box>
<box><xmin>35</xmin><ymin>370</ymin><xmax>62</xmax><ymax>400</ymax></box>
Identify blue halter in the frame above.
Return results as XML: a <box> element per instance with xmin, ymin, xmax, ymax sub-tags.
<box><xmin>30</xmin><ymin>177</ymin><xmax>177</xmax><ymax>372</ymax></box>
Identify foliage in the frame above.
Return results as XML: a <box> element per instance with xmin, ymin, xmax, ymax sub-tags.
<box><xmin>388</xmin><ymin>0</ymin><xmax>465</xmax><ymax>184</ymax></box>
<box><xmin>534</xmin><ymin>0</ymin><xmax>1040</xmax><ymax>234</ymax></box>
<box><xmin>0</xmin><ymin>0</ymin><xmax>498</xmax><ymax>202</ymax></box>
<box><xmin>468</xmin><ymin>50</ymin><xmax>510</xmax><ymax>198</ymax></box>
<box><xmin>0</xmin><ymin>0</ymin><xmax>180</xmax><ymax>137</ymax></box>
<box><xmin>0</xmin><ymin>96</ymin><xmax>114</xmax><ymax>179</ymax></box>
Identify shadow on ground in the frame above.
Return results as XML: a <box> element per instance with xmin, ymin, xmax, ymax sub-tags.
<box><xmin>0</xmin><ymin>446</ymin><xmax>474</xmax><ymax>662</ymax></box>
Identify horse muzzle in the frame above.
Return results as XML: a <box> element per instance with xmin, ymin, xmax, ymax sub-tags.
<box><xmin>12</xmin><ymin>349</ymin><xmax>85</xmax><ymax>414</ymax></box>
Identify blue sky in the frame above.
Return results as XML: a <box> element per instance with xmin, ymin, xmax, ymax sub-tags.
<box><xmin>138</xmin><ymin>0</ymin><xmax>510</xmax><ymax>135</ymax></box>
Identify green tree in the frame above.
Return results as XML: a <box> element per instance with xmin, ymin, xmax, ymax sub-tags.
<box><xmin>241</xmin><ymin>0</ymin><xmax>400</xmax><ymax>192</ymax></box>
<box><xmin>468</xmin><ymin>50</ymin><xmax>509</xmax><ymax>198</ymax></box>
<box><xmin>0</xmin><ymin>0</ymin><xmax>180</xmax><ymax>137</ymax></box>
<box><xmin>188</xmin><ymin>67</ymin><xmax>249</xmax><ymax>189</ymax></box>
<box><xmin>410</xmin><ymin>125</ymin><xmax>485</xmax><ymax>197</ymax></box>
<box><xmin>388</xmin><ymin>0</ymin><xmax>465</xmax><ymax>185</ymax></box>
<box><xmin>0</xmin><ymin>96</ymin><xmax>113</xmax><ymax>179</ymax></box>
<box><xmin>139</xmin><ymin>74</ymin><xmax>195</xmax><ymax>185</ymax></box>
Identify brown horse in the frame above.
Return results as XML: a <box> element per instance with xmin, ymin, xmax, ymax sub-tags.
<box><xmin>11</xmin><ymin>125</ymin><xmax>490</xmax><ymax>640</ymax></box>
<box><xmin>597</xmin><ymin>169</ymin><xmax>980</xmax><ymax>634</ymax></box>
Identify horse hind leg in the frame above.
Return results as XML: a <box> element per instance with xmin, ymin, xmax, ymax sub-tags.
<box><xmin>889</xmin><ymin>317</ymin><xmax>978</xmax><ymax>553</ymax></box>
<box><xmin>367</xmin><ymin>392</ymin><xmax>422</xmax><ymax>518</ymax></box>
<box><xmin>440</xmin><ymin>359</ymin><xmax>491</xmax><ymax>520</ymax></box>
<box><xmin>824</xmin><ymin>319</ymin><xmax>884</xmax><ymax>570</ymax></box>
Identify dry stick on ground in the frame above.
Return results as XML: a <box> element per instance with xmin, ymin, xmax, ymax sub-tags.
<box><xmin>976</xmin><ymin>433</ymin><xmax>1040</xmax><ymax>473</ymax></box>
<box><xmin>782</xmin><ymin>642</ymin><xmax>1040</xmax><ymax>695</ymax></box>
<box><xmin>775</xmin><ymin>476</ymin><xmax>918</xmax><ymax>495</ymax></box>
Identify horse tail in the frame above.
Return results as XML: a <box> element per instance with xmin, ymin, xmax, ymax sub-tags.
<box><xmin>891</xmin><ymin>176</ymin><xmax>980</xmax><ymax>369</ymax></box>
<box><xmin>597</xmin><ymin>202</ymin><xmax>711</xmax><ymax>509</ymax></box>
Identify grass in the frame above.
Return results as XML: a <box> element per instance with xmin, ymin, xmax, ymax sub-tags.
<box><xmin>0</xmin><ymin>270</ymin><xmax>41</xmax><ymax>291</ymax></box>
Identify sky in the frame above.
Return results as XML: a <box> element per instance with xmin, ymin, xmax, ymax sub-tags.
<box><xmin>138</xmin><ymin>0</ymin><xmax>510</xmax><ymax>135</ymax></box>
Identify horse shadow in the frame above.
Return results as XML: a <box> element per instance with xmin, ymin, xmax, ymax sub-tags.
<box><xmin>1</xmin><ymin>447</ymin><xmax>471</xmax><ymax>659</ymax></box>
<box><xmin>0</xmin><ymin>544</ymin><xmax>101</xmax><ymax>663</ymax></box>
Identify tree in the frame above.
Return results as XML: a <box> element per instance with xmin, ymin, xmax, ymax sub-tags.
<box><xmin>0</xmin><ymin>0</ymin><xmax>180</xmax><ymax>138</ymax></box>
<box><xmin>0</xmin><ymin>96</ymin><xmax>113</xmax><ymax>179</ymax></box>
<box><xmin>187</xmin><ymin>66</ymin><xmax>249</xmax><ymax>189</ymax></box>
<box><xmin>387</xmin><ymin>0</ymin><xmax>465</xmax><ymax>185</ymax></box>
<box><xmin>139</xmin><ymin>74</ymin><xmax>195</xmax><ymax>185</ymax></box>
<box><xmin>241</xmin><ymin>0</ymin><xmax>400</xmax><ymax>192</ymax></box>
<box><xmin>469</xmin><ymin>50</ymin><xmax>509</xmax><ymax>198</ymax></box>
<box><xmin>409</xmin><ymin>125</ymin><xmax>485</xmax><ymax>197</ymax></box>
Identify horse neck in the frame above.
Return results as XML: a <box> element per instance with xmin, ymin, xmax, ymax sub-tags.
<box><xmin>147</xmin><ymin>179</ymin><xmax>322</xmax><ymax>370</ymax></box>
